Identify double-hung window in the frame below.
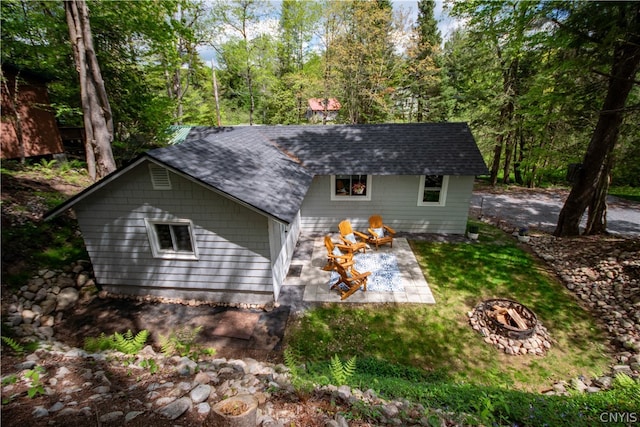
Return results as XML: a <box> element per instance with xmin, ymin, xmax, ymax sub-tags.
<box><xmin>145</xmin><ymin>219</ymin><xmax>198</xmax><ymax>260</ymax></box>
<box><xmin>331</xmin><ymin>175</ymin><xmax>372</xmax><ymax>201</ymax></box>
<box><xmin>418</xmin><ymin>175</ymin><xmax>449</xmax><ymax>206</ymax></box>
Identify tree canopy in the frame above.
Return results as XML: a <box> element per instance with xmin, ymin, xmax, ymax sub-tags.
<box><xmin>1</xmin><ymin>0</ymin><xmax>638</xmax><ymax>234</ymax></box>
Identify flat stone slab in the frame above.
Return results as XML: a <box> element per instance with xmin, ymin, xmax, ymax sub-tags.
<box><xmin>212</xmin><ymin>311</ymin><xmax>260</xmax><ymax>340</ymax></box>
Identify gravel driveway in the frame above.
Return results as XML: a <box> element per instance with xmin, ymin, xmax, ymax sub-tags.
<box><xmin>471</xmin><ymin>190</ymin><xmax>640</xmax><ymax>236</ymax></box>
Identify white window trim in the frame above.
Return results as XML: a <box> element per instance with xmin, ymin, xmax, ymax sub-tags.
<box><xmin>418</xmin><ymin>175</ymin><xmax>449</xmax><ymax>207</ymax></box>
<box><xmin>330</xmin><ymin>175</ymin><xmax>372</xmax><ymax>201</ymax></box>
<box><xmin>144</xmin><ymin>219</ymin><xmax>199</xmax><ymax>260</ymax></box>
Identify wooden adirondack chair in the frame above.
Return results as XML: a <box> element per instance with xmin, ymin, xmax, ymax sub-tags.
<box><xmin>323</xmin><ymin>235</ymin><xmax>354</xmax><ymax>271</ymax></box>
<box><xmin>338</xmin><ymin>219</ymin><xmax>368</xmax><ymax>253</ymax></box>
<box><xmin>367</xmin><ymin>215</ymin><xmax>396</xmax><ymax>249</ymax></box>
<box><xmin>331</xmin><ymin>261</ymin><xmax>371</xmax><ymax>300</ymax></box>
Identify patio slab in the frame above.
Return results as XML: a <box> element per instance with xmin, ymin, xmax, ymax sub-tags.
<box><xmin>281</xmin><ymin>234</ymin><xmax>435</xmax><ymax>306</ymax></box>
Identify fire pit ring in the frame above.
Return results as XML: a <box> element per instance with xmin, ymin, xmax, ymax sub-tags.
<box><xmin>481</xmin><ymin>298</ymin><xmax>538</xmax><ymax>340</ymax></box>
<box><xmin>468</xmin><ymin>298</ymin><xmax>553</xmax><ymax>356</ymax></box>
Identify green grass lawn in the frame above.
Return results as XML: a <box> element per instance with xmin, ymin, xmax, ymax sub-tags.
<box><xmin>283</xmin><ymin>223</ymin><xmax>639</xmax><ymax>425</ymax></box>
<box><xmin>285</xmin><ymin>223</ymin><xmax>611</xmax><ymax>392</ymax></box>
<box><xmin>610</xmin><ymin>185</ymin><xmax>640</xmax><ymax>202</ymax></box>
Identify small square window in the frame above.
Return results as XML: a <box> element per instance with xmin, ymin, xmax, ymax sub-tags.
<box><xmin>145</xmin><ymin>219</ymin><xmax>198</xmax><ymax>260</ymax></box>
<box><xmin>418</xmin><ymin>175</ymin><xmax>448</xmax><ymax>206</ymax></box>
<box><xmin>331</xmin><ymin>175</ymin><xmax>371</xmax><ymax>201</ymax></box>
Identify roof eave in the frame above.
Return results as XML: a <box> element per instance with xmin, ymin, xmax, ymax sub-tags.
<box><xmin>43</xmin><ymin>156</ymin><xmax>149</xmax><ymax>221</ymax></box>
<box><xmin>44</xmin><ymin>155</ymin><xmax>297</xmax><ymax>225</ymax></box>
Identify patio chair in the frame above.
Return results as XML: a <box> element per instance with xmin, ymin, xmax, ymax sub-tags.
<box><xmin>338</xmin><ymin>220</ymin><xmax>368</xmax><ymax>253</ymax></box>
<box><xmin>331</xmin><ymin>261</ymin><xmax>371</xmax><ymax>300</ymax></box>
<box><xmin>323</xmin><ymin>235</ymin><xmax>354</xmax><ymax>271</ymax></box>
<box><xmin>366</xmin><ymin>215</ymin><xmax>396</xmax><ymax>249</ymax></box>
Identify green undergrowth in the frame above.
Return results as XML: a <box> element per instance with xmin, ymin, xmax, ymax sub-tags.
<box><xmin>1</xmin><ymin>163</ymin><xmax>90</xmax><ymax>289</ymax></box>
<box><xmin>293</xmin><ymin>357</ymin><xmax>639</xmax><ymax>426</ymax></box>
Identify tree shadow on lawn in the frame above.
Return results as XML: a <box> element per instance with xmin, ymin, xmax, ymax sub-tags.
<box><xmin>410</xmin><ymin>241</ymin><xmax>612</xmax><ymax>379</ymax></box>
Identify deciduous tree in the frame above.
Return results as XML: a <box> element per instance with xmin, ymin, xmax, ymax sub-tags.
<box><xmin>64</xmin><ymin>0</ymin><xmax>116</xmax><ymax>180</ymax></box>
<box><xmin>555</xmin><ymin>2</ymin><xmax>640</xmax><ymax>236</ymax></box>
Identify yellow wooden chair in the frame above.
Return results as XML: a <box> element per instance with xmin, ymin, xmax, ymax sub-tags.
<box><xmin>323</xmin><ymin>235</ymin><xmax>354</xmax><ymax>271</ymax></box>
<box><xmin>367</xmin><ymin>215</ymin><xmax>396</xmax><ymax>249</ymax></box>
<box><xmin>338</xmin><ymin>219</ymin><xmax>368</xmax><ymax>253</ymax></box>
<box><xmin>331</xmin><ymin>261</ymin><xmax>371</xmax><ymax>300</ymax></box>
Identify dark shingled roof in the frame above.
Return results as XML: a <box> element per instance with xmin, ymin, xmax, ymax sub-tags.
<box><xmin>148</xmin><ymin>127</ymin><xmax>313</xmax><ymax>224</ymax></box>
<box><xmin>46</xmin><ymin>123</ymin><xmax>488</xmax><ymax>225</ymax></box>
<box><xmin>256</xmin><ymin>123</ymin><xmax>488</xmax><ymax>176</ymax></box>
<box><xmin>147</xmin><ymin>123</ymin><xmax>487</xmax><ymax>224</ymax></box>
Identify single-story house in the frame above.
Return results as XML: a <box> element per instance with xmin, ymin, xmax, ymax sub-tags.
<box><xmin>46</xmin><ymin>123</ymin><xmax>488</xmax><ymax>305</ymax></box>
<box><xmin>306</xmin><ymin>98</ymin><xmax>341</xmax><ymax>123</ymax></box>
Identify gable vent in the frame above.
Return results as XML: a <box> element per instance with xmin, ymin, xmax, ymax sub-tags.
<box><xmin>149</xmin><ymin>164</ymin><xmax>172</xmax><ymax>190</ymax></box>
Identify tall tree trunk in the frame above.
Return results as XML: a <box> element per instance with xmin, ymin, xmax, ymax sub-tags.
<box><xmin>247</xmin><ymin>68</ymin><xmax>254</xmax><ymax>125</ymax></box>
<box><xmin>212</xmin><ymin>62</ymin><xmax>221</xmax><ymax>127</ymax></box>
<box><xmin>489</xmin><ymin>135</ymin><xmax>503</xmax><ymax>186</ymax></box>
<box><xmin>416</xmin><ymin>97</ymin><xmax>423</xmax><ymax>122</ymax></box>
<box><xmin>554</xmin><ymin>27</ymin><xmax>640</xmax><ymax>236</ymax></box>
<box><xmin>584</xmin><ymin>153</ymin><xmax>613</xmax><ymax>234</ymax></box>
<box><xmin>65</xmin><ymin>0</ymin><xmax>116</xmax><ymax>181</ymax></box>
<box><xmin>514</xmin><ymin>128</ymin><xmax>525</xmax><ymax>186</ymax></box>
<box><xmin>502</xmin><ymin>132</ymin><xmax>514</xmax><ymax>184</ymax></box>
<box><xmin>173</xmin><ymin>68</ymin><xmax>183</xmax><ymax>124</ymax></box>
<box><xmin>501</xmin><ymin>59</ymin><xmax>518</xmax><ymax>185</ymax></box>
<box><xmin>1</xmin><ymin>70</ymin><xmax>26</xmax><ymax>164</ymax></box>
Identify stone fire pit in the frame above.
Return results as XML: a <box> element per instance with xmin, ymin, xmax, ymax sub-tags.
<box><xmin>468</xmin><ymin>298</ymin><xmax>553</xmax><ymax>355</ymax></box>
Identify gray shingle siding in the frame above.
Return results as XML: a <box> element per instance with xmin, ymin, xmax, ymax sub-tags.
<box><xmin>75</xmin><ymin>161</ymin><xmax>275</xmax><ymax>304</ymax></box>
<box><xmin>300</xmin><ymin>175</ymin><xmax>475</xmax><ymax>233</ymax></box>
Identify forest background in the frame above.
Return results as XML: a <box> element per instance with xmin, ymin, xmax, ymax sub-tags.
<box><xmin>2</xmin><ymin>0</ymin><xmax>638</xmax><ymax>191</ymax></box>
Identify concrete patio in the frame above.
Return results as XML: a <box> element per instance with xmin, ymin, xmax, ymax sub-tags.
<box><xmin>281</xmin><ymin>234</ymin><xmax>436</xmax><ymax>306</ymax></box>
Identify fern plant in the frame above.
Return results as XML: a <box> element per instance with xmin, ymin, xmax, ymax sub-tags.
<box><xmin>613</xmin><ymin>372</ymin><xmax>636</xmax><ymax>389</ymax></box>
<box><xmin>283</xmin><ymin>347</ymin><xmax>315</xmax><ymax>400</ymax></box>
<box><xmin>284</xmin><ymin>347</ymin><xmax>301</xmax><ymax>378</ymax></box>
<box><xmin>330</xmin><ymin>354</ymin><xmax>357</xmax><ymax>386</ymax></box>
<box><xmin>83</xmin><ymin>330</ymin><xmax>149</xmax><ymax>355</ymax></box>
<box><xmin>84</xmin><ymin>333</ymin><xmax>113</xmax><ymax>353</ymax></box>
<box><xmin>139</xmin><ymin>358</ymin><xmax>159</xmax><ymax>374</ymax></box>
<box><xmin>158</xmin><ymin>326</ymin><xmax>213</xmax><ymax>359</ymax></box>
<box><xmin>1</xmin><ymin>336</ymin><xmax>25</xmax><ymax>355</ymax></box>
<box><xmin>112</xmin><ymin>330</ymin><xmax>149</xmax><ymax>355</ymax></box>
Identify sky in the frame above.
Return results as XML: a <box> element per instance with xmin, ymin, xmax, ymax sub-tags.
<box><xmin>199</xmin><ymin>0</ymin><xmax>458</xmax><ymax>65</ymax></box>
<box><xmin>395</xmin><ymin>0</ymin><xmax>459</xmax><ymax>41</ymax></box>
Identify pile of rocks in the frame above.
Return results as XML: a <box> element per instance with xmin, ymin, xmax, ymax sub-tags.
<box><xmin>543</xmin><ymin>361</ymin><xmax>639</xmax><ymax>396</ymax></box>
<box><xmin>2</xmin><ymin>338</ymin><xmax>457</xmax><ymax>426</ymax></box>
<box><xmin>4</xmin><ymin>341</ymin><xmax>291</xmax><ymax>424</ymax></box>
<box><xmin>4</xmin><ymin>260</ymin><xmax>96</xmax><ymax>341</ymax></box>
<box><xmin>528</xmin><ymin>235</ymin><xmax>640</xmax><ymax>364</ymax></box>
<box><xmin>475</xmin><ymin>215</ymin><xmax>640</xmax><ymax>393</ymax></box>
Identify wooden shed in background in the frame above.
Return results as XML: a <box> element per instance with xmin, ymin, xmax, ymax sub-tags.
<box><xmin>1</xmin><ymin>65</ymin><xmax>64</xmax><ymax>160</ymax></box>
